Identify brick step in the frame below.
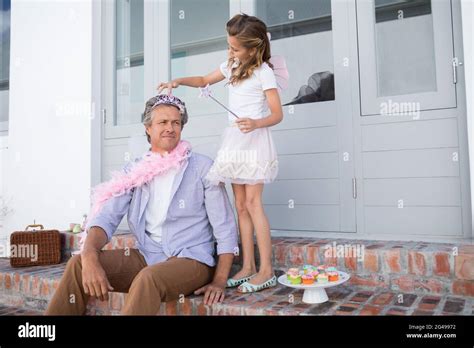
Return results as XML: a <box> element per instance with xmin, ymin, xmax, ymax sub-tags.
<box><xmin>1</xmin><ymin>232</ymin><xmax>472</xmax><ymax>315</ymax></box>
<box><xmin>272</xmin><ymin>237</ymin><xmax>474</xmax><ymax>297</ymax></box>
<box><xmin>63</xmin><ymin>231</ymin><xmax>474</xmax><ymax>297</ymax></box>
<box><xmin>0</xmin><ymin>304</ymin><xmax>43</xmax><ymax>316</ymax></box>
<box><xmin>0</xmin><ymin>258</ymin><xmax>472</xmax><ymax>316</ymax></box>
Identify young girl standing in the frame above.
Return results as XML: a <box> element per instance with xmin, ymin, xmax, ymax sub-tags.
<box><xmin>158</xmin><ymin>14</ymin><xmax>283</xmax><ymax>293</ymax></box>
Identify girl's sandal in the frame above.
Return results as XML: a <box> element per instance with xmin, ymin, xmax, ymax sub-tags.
<box><xmin>226</xmin><ymin>274</ymin><xmax>256</xmax><ymax>288</ymax></box>
<box><xmin>237</xmin><ymin>275</ymin><xmax>277</xmax><ymax>293</ymax></box>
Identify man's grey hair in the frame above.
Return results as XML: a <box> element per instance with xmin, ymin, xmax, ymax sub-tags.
<box><xmin>142</xmin><ymin>95</ymin><xmax>189</xmax><ymax>144</ymax></box>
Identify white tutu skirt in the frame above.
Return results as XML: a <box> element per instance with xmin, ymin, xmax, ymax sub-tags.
<box><xmin>205</xmin><ymin>125</ymin><xmax>278</xmax><ymax>186</ymax></box>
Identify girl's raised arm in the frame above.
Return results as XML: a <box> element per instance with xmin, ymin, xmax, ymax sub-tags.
<box><xmin>157</xmin><ymin>68</ymin><xmax>225</xmax><ymax>95</ymax></box>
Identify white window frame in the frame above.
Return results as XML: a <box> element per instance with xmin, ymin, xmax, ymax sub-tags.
<box><xmin>103</xmin><ymin>0</ymin><xmax>243</xmax><ymax>139</ymax></box>
<box><xmin>0</xmin><ymin>0</ymin><xmax>10</xmax><ymax>133</ymax></box>
<box><xmin>103</xmin><ymin>0</ymin><xmax>160</xmax><ymax>138</ymax></box>
<box><xmin>356</xmin><ymin>0</ymin><xmax>457</xmax><ymax>116</ymax></box>
<box><xmin>0</xmin><ymin>106</ymin><xmax>7</xmax><ymax>133</ymax></box>
<box><xmin>0</xmin><ymin>83</ymin><xmax>7</xmax><ymax>132</ymax></box>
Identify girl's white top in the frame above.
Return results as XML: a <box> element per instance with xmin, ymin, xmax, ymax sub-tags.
<box><xmin>219</xmin><ymin>61</ymin><xmax>278</xmax><ymax>124</ymax></box>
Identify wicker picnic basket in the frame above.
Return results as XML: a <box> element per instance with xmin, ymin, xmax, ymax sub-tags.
<box><xmin>10</xmin><ymin>224</ymin><xmax>61</xmax><ymax>267</ymax></box>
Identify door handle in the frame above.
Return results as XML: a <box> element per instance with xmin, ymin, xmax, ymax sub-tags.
<box><xmin>452</xmin><ymin>57</ymin><xmax>462</xmax><ymax>84</ymax></box>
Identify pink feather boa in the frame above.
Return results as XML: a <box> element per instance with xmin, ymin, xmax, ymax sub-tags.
<box><xmin>75</xmin><ymin>140</ymin><xmax>192</xmax><ymax>253</ymax></box>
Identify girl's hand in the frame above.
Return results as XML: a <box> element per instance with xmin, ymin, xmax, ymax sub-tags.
<box><xmin>235</xmin><ymin>118</ymin><xmax>258</xmax><ymax>133</ymax></box>
<box><xmin>157</xmin><ymin>80</ymin><xmax>180</xmax><ymax>95</ymax></box>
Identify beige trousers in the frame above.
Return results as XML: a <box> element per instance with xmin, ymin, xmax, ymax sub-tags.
<box><xmin>44</xmin><ymin>249</ymin><xmax>214</xmax><ymax>315</ymax></box>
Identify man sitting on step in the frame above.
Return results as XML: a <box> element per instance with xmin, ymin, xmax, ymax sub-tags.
<box><xmin>45</xmin><ymin>94</ymin><xmax>239</xmax><ymax>315</ymax></box>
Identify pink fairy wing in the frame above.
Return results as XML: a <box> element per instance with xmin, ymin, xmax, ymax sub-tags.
<box><xmin>269</xmin><ymin>55</ymin><xmax>289</xmax><ymax>91</ymax></box>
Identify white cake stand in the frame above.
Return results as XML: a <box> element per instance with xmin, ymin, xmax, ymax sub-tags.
<box><xmin>277</xmin><ymin>271</ymin><xmax>351</xmax><ymax>304</ymax></box>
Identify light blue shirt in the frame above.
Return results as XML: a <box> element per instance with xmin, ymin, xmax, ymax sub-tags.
<box><xmin>85</xmin><ymin>151</ymin><xmax>239</xmax><ymax>267</ymax></box>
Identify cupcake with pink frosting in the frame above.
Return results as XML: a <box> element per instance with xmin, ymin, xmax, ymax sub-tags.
<box><xmin>286</xmin><ymin>268</ymin><xmax>300</xmax><ymax>280</ymax></box>
<box><xmin>302</xmin><ymin>274</ymin><xmax>315</xmax><ymax>285</ymax></box>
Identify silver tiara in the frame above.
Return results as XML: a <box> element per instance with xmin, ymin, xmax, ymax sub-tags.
<box><xmin>151</xmin><ymin>94</ymin><xmax>186</xmax><ymax>115</ymax></box>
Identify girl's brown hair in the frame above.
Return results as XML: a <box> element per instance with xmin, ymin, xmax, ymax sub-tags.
<box><xmin>226</xmin><ymin>13</ymin><xmax>273</xmax><ymax>85</ymax></box>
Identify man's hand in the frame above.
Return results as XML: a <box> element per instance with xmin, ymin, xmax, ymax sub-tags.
<box><xmin>194</xmin><ymin>253</ymin><xmax>234</xmax><ymax>305</ymax></box>
<box><xmin>194</xmin><ymin>279</ymin><xmax>226</xmax><ymax>305</ymax></box>
<box><xmin>81</xmin><ymin>251</ymin><xmax>114</xmax><ymax>302</ymax></box>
